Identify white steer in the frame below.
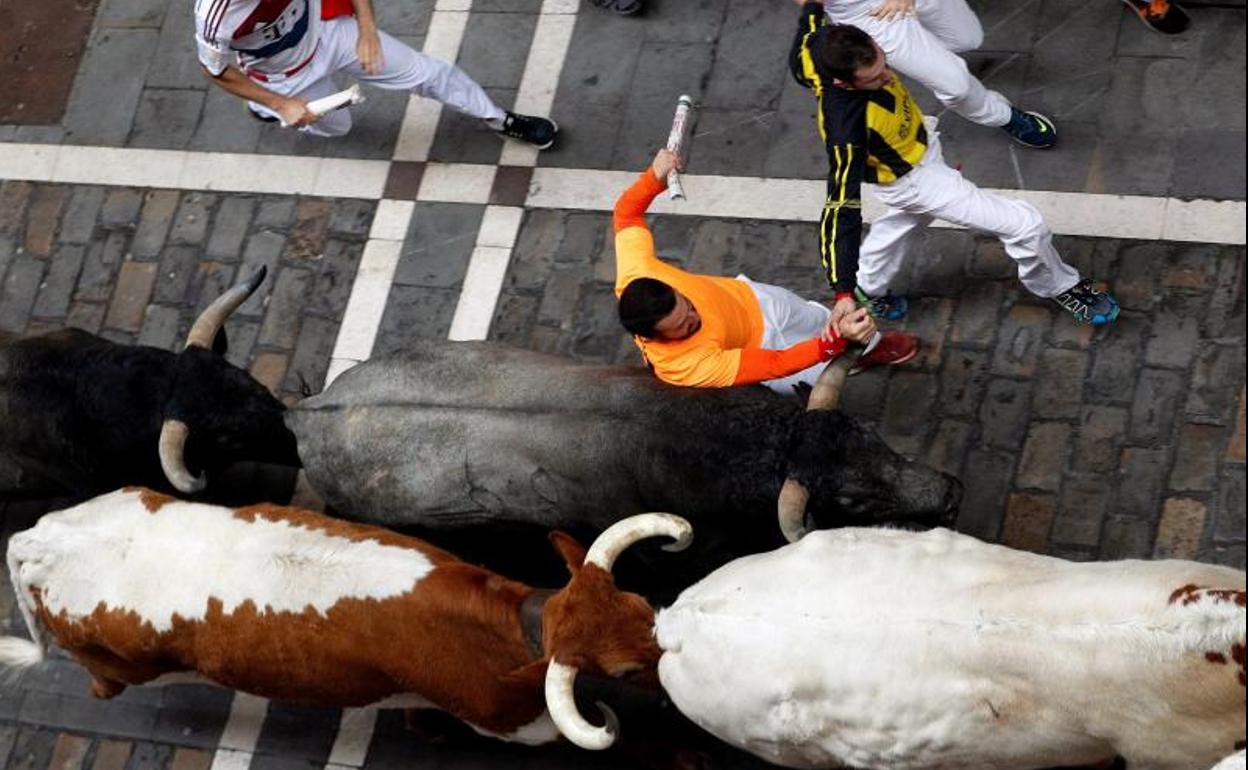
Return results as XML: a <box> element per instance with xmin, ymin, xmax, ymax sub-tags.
<box><xmin>655</xmin><ymin>527</ymin><xmax>1245</xmax><ymax>770</ymax></box>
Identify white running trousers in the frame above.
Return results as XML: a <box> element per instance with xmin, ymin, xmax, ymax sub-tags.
<box><xmin>740</xmin><ymin>276</ymin><xmax>834</xmax><ymax>396</ymax></box>
<box><xmin>824</xmin><ymin>0</ymin><xmax>1012</xmax><ymax>127</ymax></box>
<box><xmin>249</xmin><ymin>16</ymin><xmax>504</xmax><ymax>137</ymax></box>
<box><xmin>857</xmin><ymin>135</ymin><xmax>1080</xmax><ymax>299</ymax></box>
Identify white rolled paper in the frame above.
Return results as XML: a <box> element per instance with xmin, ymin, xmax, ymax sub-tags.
<box><xmin>665</xmin><ymin>94</ymin><xmax>694</xmax><ymax>201</ymax></box>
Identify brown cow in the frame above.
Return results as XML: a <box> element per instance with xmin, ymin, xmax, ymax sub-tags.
<box><xmin>0</xmin><ymin>488</ymin><xmax>691</xmax><ymax>748</ymax></box>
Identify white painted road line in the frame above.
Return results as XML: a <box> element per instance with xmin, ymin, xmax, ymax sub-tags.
<box><xmin>498</xmin><ymin>0</ymin><xmax>579</xmax><ymax>167</ymax></box>
<box><xmin>393</xmin><ymin>2</ymin><xmax>473</xmax><ymax>162</ymax></box>
<box><xmin>2</xmin><ymin>143</ymin><xmax>1243</xmax><ymax>244</ymax></box>
<box><xmin>211</xmin><ymin>692</ymin><xmax>269</xmax><ymax>770</ymax></box>
<box><xmin>325</xmin><ymin>707</ymin><xmax>380</xmax><ymax>767</ymax></box>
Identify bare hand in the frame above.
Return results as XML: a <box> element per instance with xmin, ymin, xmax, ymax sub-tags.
<box><xmin>829</xmin><ymin>295</ymin><xmax>858</xmax><ymax>325</ymax></box>
<box><xmin>836</xmin><ymin>307</ymin><xmax>877</xmax><ymax>344</ymax></box>
<box><xmin>278</xmin><ymin>97</ymin><xmax>317</xmax><ymax>127</ymax></box>
<box><xmin>356</xmin><ymin>25</ymin><xmax>383</xmax><ymax>75</ymax></box>
<box><xmin>650</xmin><ymin>148</ymin><xmax>683</xmax><ymax>182</ymax></box>
<box><xmin>869</xmin><ymin>0</ymin><xmax>915</xmax><ymax>21</ymax></box>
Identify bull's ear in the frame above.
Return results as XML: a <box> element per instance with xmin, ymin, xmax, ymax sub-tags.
<box><xmin>501</xmin><ymin>658</ymin><xmax>548</xmax><ymax>689</ymax></box>
<box><xmin>549</xmin><ymin>531</ymin><xmax>587</xmax><ymax>574</ymax></box>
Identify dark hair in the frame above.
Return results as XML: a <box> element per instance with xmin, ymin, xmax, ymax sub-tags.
<box><xmin>618</xmin><ymin>278</ymin><xmax>677</xmax><ymax>338</ymax></box>
<box><xmin>811</xmin><ymin>24</ymin><xmax>879</xmax><ymax>84</ymax></box>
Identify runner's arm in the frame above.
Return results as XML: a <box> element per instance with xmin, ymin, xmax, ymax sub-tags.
<box><xmin>200</xmin><ymin>65</ymin><xmax>315</xmax><ymax>126</ymax></box>
<box><xmin>789</xmin><ymin>1</ymin><xmax>827</xmax><ymax>89</ymax></box>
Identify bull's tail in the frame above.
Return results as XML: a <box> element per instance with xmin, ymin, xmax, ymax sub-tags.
<box><xmin>2</xmin><ymin>541</ymin><xmax>50</xmax><ymax>677</ymax></box>
<box><xmin>0</xmin><ymin>637</ymin><xmax>44</xmax><ymax>670</ymax></box>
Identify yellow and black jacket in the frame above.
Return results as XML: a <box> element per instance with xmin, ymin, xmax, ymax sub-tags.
<box><xmin>789</xmin><ymin>2</ymin><xmax>929</xmax><ymax>293</ymax></box>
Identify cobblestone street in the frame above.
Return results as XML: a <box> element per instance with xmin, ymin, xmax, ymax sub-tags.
<box><xmin>0</xmin><ymin>0</ymin><xmax>1244</xmax><ymax>767</ymax></box>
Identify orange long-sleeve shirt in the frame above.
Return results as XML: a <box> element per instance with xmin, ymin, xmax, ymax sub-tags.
<box><xmin>613</xmin><ymin>170</ymin><xmax>825</xmax><ymax>388</ymax></box>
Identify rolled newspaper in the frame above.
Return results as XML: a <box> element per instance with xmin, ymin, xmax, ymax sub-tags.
<box><xmin>665</xmin><ymin>94</ymin><xmax>694</xmax><ymax>201</ymax></box>
<box><xmin>279</xmin><ymin>84</ymin><xmax>366</xmax><ymax>127</ymax></box>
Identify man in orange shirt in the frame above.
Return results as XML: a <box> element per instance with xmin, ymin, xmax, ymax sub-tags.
<box><xmin>614</xmin><ymin>149</ymin><xmax>918</xmax><ymax>394</ymax></box>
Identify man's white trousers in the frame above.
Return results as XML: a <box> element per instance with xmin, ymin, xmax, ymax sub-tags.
<box><xmin>824</xmin><ymin>0</ymin><xmax>1012</xmax><ymax>127</ymax></box>
<box><xmin>857</xmin><ymin>134</ymin><xmax>1081</xmax><ymax>299</ymax></box>
<box><xmin>249</xmin><ymin>16</ymin><xmax>504</xmax><ymax>137</ymax></box>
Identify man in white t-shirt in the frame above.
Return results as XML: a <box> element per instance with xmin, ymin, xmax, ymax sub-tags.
<box><xmin>195</xmin><ymin>0</ymin><xmax>558</xmax><ymax>148</ymax></box>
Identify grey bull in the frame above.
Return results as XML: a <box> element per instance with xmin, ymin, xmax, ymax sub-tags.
<box><xmin>287</xmin><ymin>340</ymin><xmax>961</xmax><ymax>587</ymax></box>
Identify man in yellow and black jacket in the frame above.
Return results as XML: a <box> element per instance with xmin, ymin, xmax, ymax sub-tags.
<box><xmin>789</xmin><ymin>1</ymin><xmax>1120</xmax><ymax>327</ymax></box>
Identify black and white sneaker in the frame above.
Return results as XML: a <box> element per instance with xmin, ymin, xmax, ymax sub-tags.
<box><xmin>1053</xmin><ymin>279</ymin><xmax>1120</xmax><ymax>326</ymax></box>
<box><xmin>493</xmin><ymin>112</ymin><xmax>558</xmax><ymax>150</ymax></box>
<box><xmin>587</xmin><ymin>0</ymin><xmax>644</xmax><ymax>15</ymax></box>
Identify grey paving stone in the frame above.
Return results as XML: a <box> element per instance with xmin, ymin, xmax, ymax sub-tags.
<box><xmin>612</xmin><ymin>41</ymin><xmax>716</xmax><ymax>171</ymax></box>
<box><xmin>1096</xmin><ymin>56</ymin><xmax>1198</xmax><ymax>138</ymax></box>
<box><xmin>189</xmin><ymin>85</ymin><xmax>263</xmax><ymax>153</ymax></box>
<box><xmin>991</xmin><ymin>304</ymin><xmax>1050</xmax><ymax>377</ymax></box>
<box><xmin>32</xmin><ymin>244</ymin><xmax>87</xmax><ymax>319</ymax></box>
<box><xmin>939</xmin><ymin>348</ymin><xmax>991</xmax><ymax>418</ymax></box>
<box><xmin>1085</xmin><ymin>131</ymin><xmax>1179</xmax><ymax>198</ymax></box>
<box><xmin>1128</xmin><ymin>367</ymin><xmax>1186</xmax><ymax>445</ymax></box>
<box><xmin>254</xmin><ymin>199</ymin><xmax>297</xmax><ymax>231</ymax></box>
<box><xmin>1112</xmin><ymin>241</ymin><xmax>1161</xmax><ymax>312</ymax></box>
<box><xmin>100</xmin><ymin>189</ymin><xmax>144</xmax><ymax>228</ymax></box>
<box><xmin>152</xmin><ymin>245</ymin><xmax>200</xmax><ymax>305</ymax></box>
<box><xmin>762</xmin><ymin>108</ymin><xmax>826</xmax><ymax>180</ymax></box>
<box><xmin>1172</xmin><ymin>128</ymin><xmax>1247</xmax><ymax>201</ymax></box>
<box><xmin>145</xmin><ymin>3</ymin><xmax>206</xmax><ymax>90</ymax></box>
<box><xmin>1016</xmin><ymin>421</ymin><xmax>1070</xmax><ymax>492</ymax></box>
<box><xmin>318</xmin><ymin>83</ymin><xmax>406</xmax><ymax>161</ymax></box>
<box><xmin>978</xmin><ymin>377</ymin><xmax>1032</xmax><ymax>450</ymax></box>
<box><xmin>206</xmin><ymin>198</ymin><xmax>256</xmax><ymax>260</ymax></box>
<box><xmin>62</xmin><ymin>28</ymin><xmax>159</xmax><ymax>145</ymax></box>
<box><xmin>925</xmin><ymin>418</ymin><xmax>974</xmax><ymax>478</ymax></box>
<box><xmin>1169</xmin><ymin>423</ymin><xmax>1226</xmax><ymax>492</ymax></box>
<box><xmin>58</xmin><ymin>187</ymin><xmax>105</xmax><ymax>245</ymax></box>
<box><xmin>187</xmin><ymin>261</ymin><xmax>237</xmax><ymax>318</ymax></box>
<box><xmin>1115</xmin><ymin>447</ymin><xmax>1168</xmax><ymax>517</ymax></box>
<box><xmin>429</xmin><ymin>85</ymin><xmax>512</xmax><ymax>166</ymax></box>
<box><xmin>0</xmin><ymin>256</ymin><xmax>46</xmax><ymax>333</ymax></box>
<box><xmin>5</xmin><ymin>726</ymin><xmax>58</xmax><ymax>770</ymax></box>
<box><xmin>458</xmin><ymin>13</ymin><xmax>536</xmax><ymax>90</ymax></box>
<box><xmin>11</xmin><ymin>126</ymin><xmax>67</xmax><ymax>143</ymax></box>
<box><xmin>536</xmin><ymin>267</ymin><xmax>585</xmax><ymax>330</ymax></box>
<box><xmin>1075</xmin><ymin>404</ymin><xmax>1128</xmax><ymax>473</ymax></box>
<box><xmin>148</xmin><ymin>685</ymin><xmax>232</xmax><ymax>749</ymax></box>
<box><xmin>306</xmin><ymin>239</ymin><xmax>363</xmax><ymax>320</ymax></box>
<box><xmin>1204</xmin><ymin>247</ymin><xmax>1245</xmax><ymax>339</ymax></box>
<box><xmin>95</xmin><ymin>0</ymin><xmax>166</xmax><ymax>28</ymax></box>
<box><xmin>373</xmin><ymin>285</ymin><xmax>459</xmax><ymax>356</ymax></box>
<box><xmin>1199</xmin><ymin>543</ymin><xmax>1246</xmax><ymax>569</ymax></box>
<box><xmin>222</xmin><ymin>319</ymin><xmax>261</xmax><ymax>368</ymax></box>
<box><xmin>1186</xmin><ymin>342</ymin><xmax>1246</xmax><ymax>425</ymax></box>
<box><xmin>1162</xmin><ymin>242</ymin><xmax>1221</xmax><ymax>293</ymax></box>
<box><xmin>1085</xmin><ymin>317</ymin><xmax>1146</xmax><ymax>404</ymax></box>
<box><xmin>136</xmin><ymin>304</ymin><xmax>182</xmax><ymax>350</ymax></box>
<box><xmin>702</xmin><ymin>0</ymin><xmax>790</xmax><ymax>112</ymax></box>
<box><xmin>374</xmin><ymin>0</ymin><xmax>433</xmax><ymax>37</ymax></box>
<box><xmin>258</xmin><ymin>267</ymin><xmax>314</xmax><ymax>349</ymax></box>
<box><xmin>949</xmin><ymin>281</ymin><xmax>1004</xmax><ymax>348</ymax></box>
<box><xmin>489</xmin><ymin>290</ymin><xmax>540</xmax><ymax>347</ymax></box>
<box><xmin>19</xmin><ymin>690</ymin><xmax>158</xmax><ymax>740</ymax></box>
<box><xmin>1032</xmin><ymin>347</ymin><xmax>1089</xmax><ymax>420</ymax></box>
<box><xmin>1212</xmin><ymin>466</ymin><xmax>1246</xmax><ymax>542</ymax></box>
<box><xmin>957</xmin><ymin>446</ymin><xmax>1015</xmax><ymax>541</ymax></box>
<box><xmin>131</xmin><ymin>190</ymin><xmax>180</xmax><ymax>260</ymax></box>
<box><xmin>328</xmin><ymin>199</ymin><xmax>375</xmax><ymax>238</ymax></box>
<box><xmin>687</xmin><ymin>108</ymin><xmax>774</xmax><ymax>178</ymax></box>
<box><xmin>1099</xmin><ymin>514</ymin><xmax>1155</xmax><ymax>559</ymax></box>
<box><xmin>124</xmin><ymin>741</ymin><xmax>175</xmax><ymax>770</ymax></box>
<box><xmin>394</xmin><ymin>203</ymin><xmax>483</xmax><ymax>287</ymax></box>
<box><xmin>237</xmin><ymin>231</ymin><xmax>288</xmax><ymax>317</ymax></box>
<box><xmin>130</xmin><ymin>88</ymin><xmax>205</xmax><ymax>150</ymax></box>
<box><xmin>0</xmin><ymin>724</ymin><xmax>15</xmax><ymax>767</ymax></box>
<box><xmin>880</xmin><ymin>370</ymin><xmax>939</xmax><ymax>457</ymax></box>
<box><xmin>544</xmin><ymin>99</ymin><xmax>623</xmax><ymax>170</ymax></box>
<box><xmin>252</xmin><ymin>702</ymin><xmax>340</xmax><ymax>764</ymax></box>
<box><xmin>168</xmin><ymin>193</ymin><xmax>216</xmax><ymax>246</ymax></box>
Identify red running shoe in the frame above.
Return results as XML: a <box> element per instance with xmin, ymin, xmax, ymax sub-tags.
<box><xmin>850</xmin><ymin>331</ymin><xmax>919</xmax><ymax>375</ymax></box>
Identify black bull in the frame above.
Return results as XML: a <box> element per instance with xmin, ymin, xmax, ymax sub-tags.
<box><xmin>0</xmin><ymin>268</ymin><xmax>298</xmax><ymax>500</ymax></box>
<box><xmin>287</xmin><ymin>340</ymin><xmax>962</xmax><ymax>590</ymax></box>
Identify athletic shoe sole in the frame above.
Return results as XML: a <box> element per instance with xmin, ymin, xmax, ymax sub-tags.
<box><xmin>850</xmin><ymin>344</ymin><xmax>919</xmax><ymax>376</ymax></box>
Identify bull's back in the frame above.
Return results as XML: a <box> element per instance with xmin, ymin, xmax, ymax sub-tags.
<box><xmin>10</xmin><ymin>489</ymin><xmax>445</xmax><ymax>699</ymax></box>
<box><xmin>656</xmin><ymin>528</ymin><xmax>1246</xmax><ymax>769</ymax></box>
<box><xmin>288</xmin><ymin>340</ymin><xmax>775</xmax><ymax>529</ymax></box>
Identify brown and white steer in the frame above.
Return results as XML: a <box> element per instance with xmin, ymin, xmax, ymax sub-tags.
<box><xmin>0</xmin><ymin>488</ymin><xmax>691</xmax><ymax>748</ymax></box>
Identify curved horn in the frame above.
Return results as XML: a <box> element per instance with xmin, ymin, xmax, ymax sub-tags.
<box><xmin>777</xmin><ymin>477</ymin><xmax>811</xmax><ymax>543</ymax></box>
<box><xmin>584</xmin><ymin>513</ymin><xmax>692</xmax><ymax>573</ymax></box>
<box><xmin>184</xmin><ymin>266</ymin><xmax>268</xmax><ymax>349</ymax></box>
<box><xmin>806</xmin><ymin>352</ymin><xmax>854</xmax><ymax>411</ymax></box>
<box><xmin>158</xmin><ymin>419</ymin><xmax>206</xmax><ymax>494</ymax></box>
<box><xmin>544</xmin><ymin>659</ymin><xmax>620</xmax><ymax>750</ymax></box>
